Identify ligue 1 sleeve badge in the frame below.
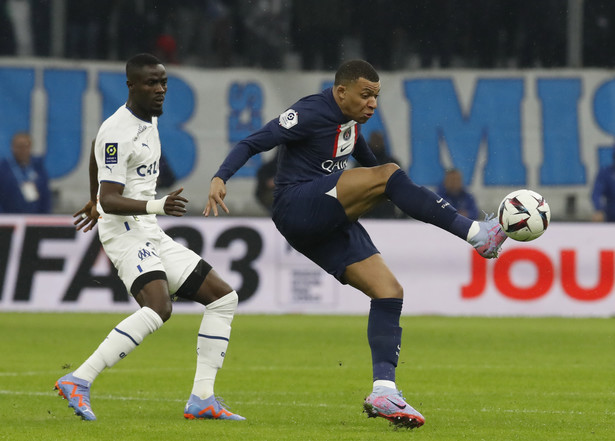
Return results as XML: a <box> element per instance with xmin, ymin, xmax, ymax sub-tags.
<box><xmin>105</xmin><ymin>143</ymin><xmax>118</xmax><ymax>164</ymax></box>
<box><xmin>279</xmin><ymin>109</ymin><xmax>298</xmax><ymax>129</ymax></box>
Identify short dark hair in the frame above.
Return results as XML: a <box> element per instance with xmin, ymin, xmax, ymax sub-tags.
<box><xmin>126</xmin><ymin>53</ymin><xmax>163</xmax><ymax>79</ymax></box>
<box><xmin>334</xmin><ymin>60</ymin><xmax>379</xmax><ymax>86</ymax></box>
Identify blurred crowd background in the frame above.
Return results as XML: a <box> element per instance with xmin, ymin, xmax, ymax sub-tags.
<box><xmin>1</xmin><ymin>0</ymin><xmax>614</xmax><ymax>71</ymax></box>
<box><xmin>1</xmin><ymin>0</ymin><xmax>614</xmax><ymax>221</ymax></box>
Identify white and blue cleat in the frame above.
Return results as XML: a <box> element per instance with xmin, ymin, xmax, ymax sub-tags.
<box><xmin>184</xmin><ymin>394</ymin><xmax>245</xmax><ymax>421</ymax></box>
<box><xmin>54</xmin><ymin>372</ymin><xmax>96</xmax><ymax>421</ymax></box>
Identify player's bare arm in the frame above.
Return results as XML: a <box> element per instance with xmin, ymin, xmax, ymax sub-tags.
<box><xmin>100</xmin><ymin>182</ymin><xmax>188</xmax><ymax>217</ymax></box>
<box><xmin>73</xmin><ymin>139</ymin><xmax>100</xmax><ymax>232</ymax></box>
<box><xmin>204</xmin><ymin>176</ymin><xmax>229</xmax><ymax>217</ymax></box>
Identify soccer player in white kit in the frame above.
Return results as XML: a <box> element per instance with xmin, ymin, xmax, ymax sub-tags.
<box><xmin>55</xmin><ymin>53</ymin><xmax>244</xmax><ymax>421</ymax></box>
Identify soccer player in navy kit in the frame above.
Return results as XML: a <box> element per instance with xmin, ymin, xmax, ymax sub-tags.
<box><xmin>206</xmin><ymin>60</ymin><xmax>506</xmax><ymax>429</ymax></box>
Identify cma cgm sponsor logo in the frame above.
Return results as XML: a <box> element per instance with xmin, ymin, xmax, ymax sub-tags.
<box><xmin>462</xmin><ymin>248</ymin><xmax>614</xmax><ymax>301</ymax></box>
<box><xmin>137</xmin><ymin>161</ymin><xmax>159</xmax><ymax>177</ymax></box>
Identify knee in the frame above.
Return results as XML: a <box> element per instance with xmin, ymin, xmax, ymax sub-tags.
<box><xmin>147</xmin><ymin>297</ymin><xmax>173</xmax><ymax>322</ymax></box>
<box><xmin>156</xmin><ymin>301</ymin><xmax>173</xmax><ymax>322</ymax></box>
<box><xmin>135</xmin><ymin>279</ymin><xmax>174</xmax><ymax>322</ymax></box>
<box><xmin>383</xmin><ymin>278</ymin><xmax>404</xmax><ymax>299</ymax></box>
<box><xmin>363</xmin><ymin>163</ymin><xmax>400</xmax><ymax>197</ymax></box>
<box><xmin>388</xmin><ymin>280</ymin><xmax>404</xmax><ymax>299</ymax></box>
<box><xmin>370</xmin><ymin>279</ymin><xmax>404</xmax><ymax>300</ymax></box>
<box><xmin>379</xmin><ymin>163</ymin><xmax>400</xmax><ymax>181</ymax></box>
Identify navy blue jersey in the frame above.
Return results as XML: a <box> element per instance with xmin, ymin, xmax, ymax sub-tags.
<box><xmin>214</xmin><ymin>87</ymin><xmax>381</xmax><ymax>281</ymax></box>
<box><xmin>214</xmin><ymin>88</ymin><xmax>378</xmax><ymax>197</ymax></box>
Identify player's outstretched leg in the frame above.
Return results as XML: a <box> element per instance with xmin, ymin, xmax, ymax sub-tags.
<box><xmin>364</xmin><ymin>386</ymin><xmax>425</xmax><ymax>429</ymax></box>
<box><xmin>184</xmin><ymin>394</ymin><xmax>245</xmax><ymax>421</ymax></box>
<box><xmin>467</xmin><ymin>214</ymin><xmax>508</xmax><ymax>258</ymax></box>
<box><xmin>54</xmin><ymin>372</ymin><xmax>96</xmax><ymax>421</ymax></box>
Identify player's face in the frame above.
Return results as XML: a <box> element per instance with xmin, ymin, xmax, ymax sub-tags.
<box><xmin>337</xmin><ymin>77</ymin><xmax>380</xmax><ymax>123</ymax></box>
<box><xmin>127</xmin><ymin>64</ymin><xmax>167</xmax><ymax>120</ymax></box>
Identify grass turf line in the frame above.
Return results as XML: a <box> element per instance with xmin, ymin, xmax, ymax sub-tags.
<box><xmin>0</xmin><ymin>313</ymin><xmax>613</xmax><ymax>441</ymax></box>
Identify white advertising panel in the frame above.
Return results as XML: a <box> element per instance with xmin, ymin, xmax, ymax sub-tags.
<box><xmin>0</xmin><ymin>215</ymin><xmax>613</xmax><ymax>317</ymax></box>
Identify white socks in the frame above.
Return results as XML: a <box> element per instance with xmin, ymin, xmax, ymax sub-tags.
<box><xmin>191</xmin><ymin>291</ymin><xmax>238</xmax><ymax>399</ymax></box>
<box><xmin>73</xmin><ymin>307</ymin><xmax>163</xmax><ymax>384</ymax></box>
<box><xmin>466</xmin><ymin>221</ymin><xmax>480</xmax><ymax>243</ymax></box>
<box><xmin>373</xmin><ymin>380</ymin><xmax>397</xmax><ymax>391</ymax></box>
<box><xmin>71</xmin><ymin>291</ymin><xmax>238</xmax><ymax>399</ymax></box>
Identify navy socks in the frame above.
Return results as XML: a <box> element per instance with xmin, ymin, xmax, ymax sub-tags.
<box><xmin>385</xmin><ymin>168</ymin><xmax>473</xmax><ymax>240</ymax></box>
<box><xmin>368</xmin><ymin>298</ymin><xmax>404</xmax><ymax>382</ymax></box>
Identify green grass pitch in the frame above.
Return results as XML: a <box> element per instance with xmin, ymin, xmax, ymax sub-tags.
<box><xmin>0</xmin><ymin>312</ymin><xmax>612</xmax><ymax>440</ymax></box>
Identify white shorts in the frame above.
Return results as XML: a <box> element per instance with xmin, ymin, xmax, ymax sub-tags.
<box><xmin>102</xmin><ymin>226</ymin><xmax>202</xmax><ymax>295</ymax></box>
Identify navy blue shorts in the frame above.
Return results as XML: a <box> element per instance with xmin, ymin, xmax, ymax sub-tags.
<box><xmin>272</xmin><ymin>172</ymin><xmax>379</xmax><ymax>282</ymax></box>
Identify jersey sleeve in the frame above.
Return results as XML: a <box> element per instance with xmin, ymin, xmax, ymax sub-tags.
<box><xmin>214</xmin><ymin>104</ymin><xmax>317</xmax><ymax>182</ymax></box>
<box><xmin>214</xmin><ymin>119</ymin><xmax>281</xmax><ymax>182</ymax></box>
<box><xmin>95</xmin><ymin>136</ymin><xmax>133</xmax><ymax>186</ymax></box>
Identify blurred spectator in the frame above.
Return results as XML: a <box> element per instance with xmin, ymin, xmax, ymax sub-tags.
<box><xmin>583</xmin><ymin>2</ymin><xmax>615</xmax><ymax>67</ymax></box>
<box><xmin>436</xmin><ymin>168</ymin><xmax>479</xmax><ymax>220</ymax></box>
<box><xmin>591</xmin><ymin>149</ymin><xmax>615</xmax><ymax>222</ymax></box>
<box><xmin>515</xmin><ymin>0</ymin><xmax>566</xmax><ymax>67</ymax></box>
<box><xmin>3</xmin><ymin>1</ymin><xmax>610</xmax><ymax>71</ymax></box>
<box><xmin>411</xmin><ymin>0</ymin><xmax>455</xmax><ymax>68</ymax></box>
<box><xmin>362</xmin><ymin>131</ymin><xmax>401</xmax><ymax>219</ymax></box>
<box><xmin>292</xmin><ymin>0</ymin><xmax>346</xmax><ymax>70</ymax></box>
<box><xmin>0</xmin><ymin>0</ymin><xmax>16</xmax><ymax>55</ymax></box>
<box><xmin>354</xmin><ymin>1</ymin><xmax>411</xmax><ymax>70</ymax></box>
<box><xmin>467</xmin><ymin>0</ymin><xmax>503</xmax><ymax>68</ymax></box>
<box><xmin>7</xmin><ymin>0</ymin><xmax>33</xmax><ymax>55</ymax></box>
<box><xmin>254</xmin><ymin>152</ymin><xmax>278</xmax><ymax>214</ymax></box>
<box><xmin>207</xmin><ymin>0</ymin><xmax>234</xmax><ymax>67</ymax></box>
<box><xmin>65</xmin><ymin>0</ymin><xmax>111</xmax><ymax>59</ymax></box>
<box><xmin>30</xmin><ymin>0</ymin><xmax>51</xmax><ymax>56</ymax></box>
<box><xmin>240</xmin><ymin>0</ymin><xmax>291</xmax><ymax>69</ymax></box>
<box><xmin>110</xmin><ymin>0</ymin><xmax>149</xmax><ymax>61</ymax></box>
<box><xmin>154</xmin><ymin>33</ymin><xmax>179</xmax><ymax>65</ymax></box>
<box><xmin>174</xmin><ymin>0</ymin><xmax>233</xmax><ymax>67</ymax></box>
<box><xmin>0</xmin><ymin>132</ymin><xmax>52</xmax><ymax>214</ymax></box>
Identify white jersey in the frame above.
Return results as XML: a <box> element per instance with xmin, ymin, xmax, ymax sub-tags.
<box><xmin>95</xmin><ymin>105</ymin><xmax>162</xmax><ymax>242</ymax></box>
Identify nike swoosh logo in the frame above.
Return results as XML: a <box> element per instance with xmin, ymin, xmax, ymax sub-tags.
<box><xmin>339</xmin><ymin>143</ymin><xmax>353</xmax><ymax>154</ymax></box>
<box><xmin>387</xmin><ymin>398</ymin><xmax>407</xmax><ymax>409</ymax></box>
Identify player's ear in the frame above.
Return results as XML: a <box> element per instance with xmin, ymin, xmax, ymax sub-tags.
<box><xmin>335</xmin><ymin>84</ymin><xmax>346</xmax><ymax>100</ymax></box>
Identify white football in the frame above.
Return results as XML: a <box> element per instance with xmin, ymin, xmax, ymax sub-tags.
<box><xmin>498</xmin><ymin>189</ymin><xmax>550</xmax><ymax>241</ymax></box>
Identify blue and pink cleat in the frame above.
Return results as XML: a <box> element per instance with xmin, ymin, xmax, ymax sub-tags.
<box><xmin>184</xmin><ymin>394</ymin><xmax>245</xmax><ymax>421</ymax></box>
<box><xmin>54</xmin><ymin>372</ymin><xmax>96</xmax><ymax>421</ymax></box>
<box><xmin>469</xmin><ymin>215</ymin><xmax>508</xmax><ymax>258</ymax></box>
<box><xmin>364</xmin><ymin>386</ymin><xmax>425</xmax><ymax>429</ymax></box>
